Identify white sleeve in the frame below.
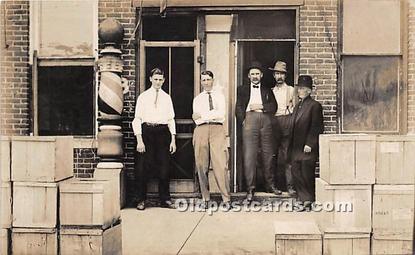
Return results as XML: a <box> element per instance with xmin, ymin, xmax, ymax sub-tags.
<box><xmin>167</xmin><ymin>96</ymin><xmax>176</xmax><ymax>135</ymax></box>
<box><xmin>132</xmin><ymin>96</ymin><xmax>143</xmax><ymax>135</ymax></box>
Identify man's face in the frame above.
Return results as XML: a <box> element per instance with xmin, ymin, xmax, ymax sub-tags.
<box><xmin>273</xmin><ymin>71</ymin><xmax>286</xmax><ymax>85</ymax></box>
<box><xmin>297</xmin><ymin>86</ymin><xmax>312</xmax><ymax>99</ymax></box>
<box><xmin>248</xmin><ymin>68</ymin><xmax>263</xmax><ymax>85</ymax></box>
<box><xmin>201</xmin><ymin>74</ymin><xmax>214</xmax><ymax>92</ymax></box>
<box><xmin>150</xmin><ymin>74</ymin><xmax>165</xmax><ymax>90</ymax></box>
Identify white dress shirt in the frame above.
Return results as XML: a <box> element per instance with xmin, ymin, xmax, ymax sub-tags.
<box><xmin>193</xmin><ymin>90</ymin><xmax>226</xmax><ymax>126</ymax></box>
<box><xmin>246</xmin><ymin>83</ymin><xmax>263</xmax><ymax>112</ymax></box>
<box><xmin>132</xmin><ymin>87</ymin><xmax>176</xmax><ymax>135</ymax></box>
<box><xmin>272</xmin><ymin>83</ymin><xmax>295</xmax><ymax>116</ymax></box>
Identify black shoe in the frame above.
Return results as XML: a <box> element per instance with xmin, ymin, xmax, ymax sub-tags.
<box><xmin>160</xmin><ymin>200</ymin><xmax>175</xmax><ymax>209</ymax></box>
<box><xmin>200</xmin><ymin>201</ymin><xmax>210</xmax><ymax>210</ymax></box>
<box><xmin>246</xmin><ymin>189</ymin><xmax>254</xmax><ymax>202</ymax></box>
<box><xmin>287</xmin><ymin>186</ymin><xmax>297</xmax><ymax>196</ymax></box>
<box><xmin>136</xmin><ymin>201</ymin><xmax>145</xmax><ymax>210</ymax></box>
<box><xmin>267</xmin><ymin>186</ymin><xmax>282</xmax><ymax>195</ymax></box>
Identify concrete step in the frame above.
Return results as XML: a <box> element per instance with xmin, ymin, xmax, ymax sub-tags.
<box><xmin>128</xmin><ymin>192</ymin><xmax>296</xmax><ymax>208</ymax></box>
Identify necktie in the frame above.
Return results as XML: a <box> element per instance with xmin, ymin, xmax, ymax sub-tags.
<box><xmin>298</xmin><ymin>98</ymin><xmax>303</xmax><ymax>109</ymax></box>
<box><xmin>154</xmin><ymin>89</ymin><xmax>159</xmax><ymax>107</ymax></box>
<box><xmin>207</xmin><ymin>92</ymin><xmax>213</xmax><ymax>110</ymax></box>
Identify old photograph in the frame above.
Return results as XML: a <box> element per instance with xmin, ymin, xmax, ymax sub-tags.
<box><xmin>0</xmin><ymin>0</ymin><xmax>414</xmax><ymax>254</ymax></box>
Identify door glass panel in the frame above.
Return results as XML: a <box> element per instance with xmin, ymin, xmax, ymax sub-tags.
<box><xmin>171</xmin><ymin>47</ymin><xmax>194</xmax><ymax>119</ymax></box>
<box><xmin>145</xmin><ymin>47</ymin><xmax>169</xmax><ymax>92</ymax></box>
<box><xmin>144</xmin><ymin>46</ymin><xmax>195</xmax><ymax>180</ymax></box>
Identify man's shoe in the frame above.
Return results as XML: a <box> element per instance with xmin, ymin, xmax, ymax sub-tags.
<box><xmin>160</xmin><ymin>200</ymin><xmax>175</xmax><ymax>209</ymax></box>
<box><xmin>267</xmin><ymin>186</ymin><xmax>282</xmax><ymax>195</ymax></box>
<box><xmin>136</xmin><ymin>201</ymin><xmax>145</xmax><ymax>210</ymax></box>
<box><xmin>246</xmin><ymin>189</ymin><xmax>254</xmax><ymax>202</ymax></box>
<box><xmin>200</xmin><ymin>201</ymin><xmax>210</xmax><ymax>210</ymax></box>
<box><xmin>222</xmin><ymin>201</ymin><xmax>233</xmax><ymax>211</ymax></box>
<box><xmin>287</xmin><ymin>186</ymin><xmax>297</xmax><ymax>196</ymax></box>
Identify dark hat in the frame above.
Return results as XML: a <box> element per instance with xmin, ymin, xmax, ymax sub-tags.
<box><xmin>296</xmin><ymin>75</ymin><xmax>313</xmax><ymax>89</ymax></box>
<box><xmin>268</xmin><ymin>61</ymin><xmax>287</xmax><ymax>73</ymax></box>
<box><xmin>247</xmin><ymin>61</ymin><xmax>263</xmax><ymax>72</ymax></box>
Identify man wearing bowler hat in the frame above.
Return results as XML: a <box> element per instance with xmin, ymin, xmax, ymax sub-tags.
<box><xmin>269</xmin><ymin>61</ymin><xmax>296</xmax><ymax>196</ymax></box>
<box><xmin>235</xmin><ymin>62</ymin><xmax>281</xmax><ymax>203</ymax></box>
<box><xmin>289</xmin><ymin>75</ymin><xmax>323</xmax><ymax>208</ymax></box>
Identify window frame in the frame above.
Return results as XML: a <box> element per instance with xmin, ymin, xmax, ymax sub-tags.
<box><xmin>338</xmin><ymin>0</ymin><xmax>408</xmax><ymax>134</ymax></box>
<box><xmin>29</xmin><ymin>0</ymin><xmax>99</xmax><ymax>138</ymax></box>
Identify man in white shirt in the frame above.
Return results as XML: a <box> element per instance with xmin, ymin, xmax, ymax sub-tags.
<box><xmin>235</xmin><ymin>62</ymin><xmax>280</xmax><ymax>203</ymax></box>
<box><xmin>269</xmin><ymin>61</ymin><xmax>296</xmax><ymax>195</ymax></box>
<box><xmin>192</xmin><ymin>71</ymin><xmax>231</xmax><ymax>208</ymax></box>
<box><xmin>132</xmin><ymin>68</ymin><xmax>176</xmax><ymax>210</ymax></box>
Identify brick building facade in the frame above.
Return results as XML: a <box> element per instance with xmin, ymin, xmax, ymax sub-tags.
<box><xmin>1</xmin><ymin>0</ymin><xmax>414</xmax><ymax>201</ymax></box>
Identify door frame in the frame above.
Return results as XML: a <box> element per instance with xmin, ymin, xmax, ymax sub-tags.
<box><xmin>139</xmin><ymin>40</ymin><xmax>201</xmax><ymax>193</ymax></box>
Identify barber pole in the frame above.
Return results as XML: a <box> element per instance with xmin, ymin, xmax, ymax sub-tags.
<box><xmin>97</xmin><ymin>18</ymin><xmax>128</xmax><ymax>162</ymax></box>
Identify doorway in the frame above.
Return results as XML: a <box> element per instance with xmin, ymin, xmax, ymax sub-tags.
<box><xmin>139</xmin><ymin>40</ymin><xmax>200</xmax><ymax>193</ymax></box>
<box><xmin>232</xmin><ymin>9</ymin><xmax>298</xmax><ymax>192</ymax></box>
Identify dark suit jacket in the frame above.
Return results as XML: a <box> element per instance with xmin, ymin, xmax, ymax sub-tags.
<box><xmin>289</xmin><ymin>95</ymin><xmax>324</xmax><ymax>162</ymax></box>
<box><xmin>235</xmin><ymin>84</ymin><xmax>277</xmax><ymax>125</ymax></box>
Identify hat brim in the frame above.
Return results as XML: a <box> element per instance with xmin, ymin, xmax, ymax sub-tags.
<box><xmin>295</xmin><ymin>84</ymin><xmax>313</xmax><ymax>89</ymax></box>
<box><xmin>268</xmin><ymin>68</ymin><xmax>287</xmax><ymax>73</ymax></box>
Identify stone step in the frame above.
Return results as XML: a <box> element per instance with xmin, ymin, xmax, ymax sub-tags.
<box><xmin>128</xmin><ymin>192</ymin><xmax>296</xmax><ymax>207</ymax></box>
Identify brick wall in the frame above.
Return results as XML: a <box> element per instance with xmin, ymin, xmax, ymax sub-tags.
<box><xmin>74</xmin><ymin>148</ymin><xmax>99</xmax><ymax>178</ymax></box>
<box><xmin>299</xmin><ymin>0</ymin><xmax>338</xmax><ymax>134</ymax></box>
<box><xmin>408</xmin><ymin>2</ymin><xmax>415</xmax><ymax>134</ymax></box>
<box><xmin>0</xmin><ymin>0</ymin><xmax>30</xmax><ymax>136</ymax></box>
<box><xmin>98</xmin><ymin>0</ymin><xmax>137</xmax><ymax>197</ymax></box>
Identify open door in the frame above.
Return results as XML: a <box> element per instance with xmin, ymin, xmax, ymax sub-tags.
<box><xmin>140</xmin><ymin>40</ymin><xmax>200</xmax><ymax>193</ymax></box>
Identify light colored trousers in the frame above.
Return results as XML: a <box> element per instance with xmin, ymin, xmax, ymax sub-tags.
<box><xmin>193</xmin><ymin>124</ymin><xmax>231</xmax><ymax>202</ymax></box>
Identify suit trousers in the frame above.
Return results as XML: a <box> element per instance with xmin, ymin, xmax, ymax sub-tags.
<box><xmin>193</xmin><ymin>124</ymin><xmax>230</xmax><ymax>202</ymax></box>
<box><xmin>135</xmin><ymin>124</ymin><xmax>171</xmax><ymax>203</ymax></box>
<box><xmin>291</xmin><ymin>159</ymin><xmax>316</xmax><ymax>203</ymax></box>
<box><xmin>242</xmin><ymin>112</ymin><xmax>275</xmax><ymax>191</ymax></box>
<box><xmin>272</xmin><ymin>115</ymin><xmax>294</xmax><ymax>189</ymax></box>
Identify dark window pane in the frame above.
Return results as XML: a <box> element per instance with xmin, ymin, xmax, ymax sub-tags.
<box><xmin>171</xmin><ymin>47</ymin><xmax>194</xmax><ymax>119</ymax></box>
<box><xmin>143</xmin><ymin>16</ymin><xmax>197</xmax><ymax>41</ymax></box>
<box><xmin>234</xmin><ymin>11</ymin><xmax>296</xmax><ymax>40</ymax></box>
<box><xmin>145</xmin><ymin>47</ymin><xmax>170</xmax><ymax>92</ymax></box>
<box><xmin>38</xmin><ymin>66</ymin><xmax>94</xmax><ymax>135</ymax></box>
<box><xmin>342</xmin><ymin>56</ymin><xmax>399</xmax><ymax>132</ymax></box>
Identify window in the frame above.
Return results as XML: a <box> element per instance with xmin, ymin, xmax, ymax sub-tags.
<box><xmin>30</xmin><ymin>0</ymin><xmax>97</xmax><ymax>136</ymax></box>
<box><xmin>38</xmin><ymin>66</ymin><xmax>94</xmax><ymax>135</ymax></box>
<box><xmin>340</xmin><ymin>0</ymin><xmax>404</xmax><ymax>133</ymax></box>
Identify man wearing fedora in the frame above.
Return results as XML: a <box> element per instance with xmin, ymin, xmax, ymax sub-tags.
<box><xmin>289</xmin><ymin>75</ymin><xmax>324</xmax><ymax>208</ymax></box>
<box><xmin>269</xmin><ymin>61</ymin><xmax>296</xmax><ymax>196</ymax></box>
<box><xmin>235</xmin><ymin>62</ymin><xmax>281</xmax><ymax>202</ymax></box>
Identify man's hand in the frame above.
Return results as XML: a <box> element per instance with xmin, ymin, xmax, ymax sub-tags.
<box><xmin>136</xmin><ymin>136</ymin><xmax>145</xmax><ymax>153</ymax></box>
<box><xmin>304</xmin><ymin>145</ymin><xmax>312</xmax><ymax>153</ymax></box>
<box><xmin>192</xmin><ymin>113</ymin><xmax>201</xmax><ymax>121</ymax></box>
<box><xmin>249</xmin><ymin>104</ymin><xmax>263</xmax><ymax>111</ymax></box>
<box><xmin>170</xmin><ymin>136</ymin><xmax>176</xmax><ymax>154</ymax></box>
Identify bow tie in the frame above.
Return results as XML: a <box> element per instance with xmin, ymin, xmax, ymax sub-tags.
<box><xmin>253</xmin><ymin>85</ymin><xmax>259</xmax><ymax>89</ymax></box>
